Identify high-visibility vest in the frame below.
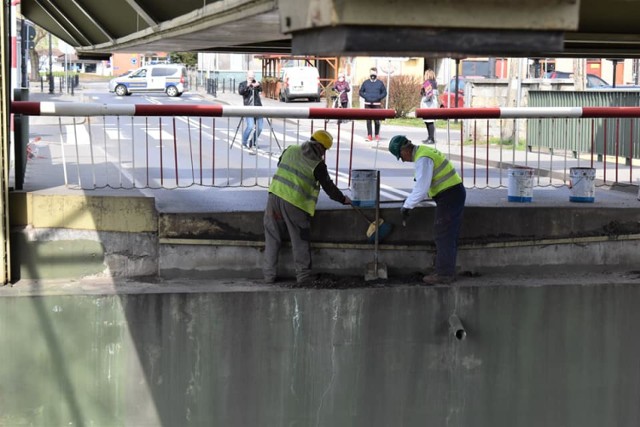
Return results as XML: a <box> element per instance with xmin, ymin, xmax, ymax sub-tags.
<box><xmin>414</xmin><ymin>145</ymin><xmax>462</xmax><ymax>198</ymax></box>
<box><xmin>269</xmin><ymin>145</ymin><xmax>321</xmax><ymax>215</ymax></box>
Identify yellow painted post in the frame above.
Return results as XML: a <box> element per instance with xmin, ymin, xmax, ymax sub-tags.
<box><xmin>0</xmin><ymin>4</ymin><xmax>11</xmax><ymax>284</ymax></box>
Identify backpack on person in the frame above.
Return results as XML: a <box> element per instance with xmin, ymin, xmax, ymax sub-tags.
<box><xmin>421</xmin><ymin>82</ymin><xmax>434</xmax><ymax>101</ymax></box>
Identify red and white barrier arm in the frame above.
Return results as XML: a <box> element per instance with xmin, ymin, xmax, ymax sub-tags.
<box><xmin>415</xmin><ymin>107</ymin><xmax>640</xmax><ymax>119</ymax></box>
<box><xmin>10</xmin><ymin>101</ymin><xmax>396</xmax><ymax>120</ymax></box>
<box><xmin>13</xmin><ymin>102</ymin><xmax>640</xmax><ymax>120</ymax></box>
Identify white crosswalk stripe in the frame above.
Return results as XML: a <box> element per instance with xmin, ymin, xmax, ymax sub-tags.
<box><xmin>104</xmin><ymin>128</ymin><xmax>130</xmax><ymax>140</ymax></box>
<box><xmin>210</xmin><ymin>128</ymin><xmax>353</xmax><ymax>151</ymax></box>
<box><xmin>65</xmin><ymin>124</ymin><xmax>90</xmax><ymax>145</ymax></box>
<box><xmin>143</xmin><ymin>128</ymin><xmax>174</xmax><ymax>141</ymax></box>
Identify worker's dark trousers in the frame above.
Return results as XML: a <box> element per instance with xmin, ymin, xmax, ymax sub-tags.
<box><xmin>263</xmin><ymin>193</ymin><xmax>312</xmax><ymax>283</ymax></box>
<box><xmin>433</xmin><ymin>183</ymin><xmax>466</xmax><ymax>276</ymax></box>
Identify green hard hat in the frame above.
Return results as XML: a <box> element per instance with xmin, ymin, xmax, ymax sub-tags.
<box><xmin>389</xmin><ymin>135</ymin><xmax>409</xmax><ymax>159</ymax></box>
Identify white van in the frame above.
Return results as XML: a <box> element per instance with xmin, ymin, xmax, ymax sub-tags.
<box><xmin>279</xmin><ymin>66</ymin><xmax>321</xmax><ymax>102</ymax></box>
<box><xmin>109</xmin><ymin>64</ymin><xmax>187</xmax><ymax>97</ymax></box>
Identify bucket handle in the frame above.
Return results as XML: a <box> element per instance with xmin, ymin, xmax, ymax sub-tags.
<box><xmin>570</xmin><ymin>177</ymin><xmax>585</xmax><ymax>188</ymax></box>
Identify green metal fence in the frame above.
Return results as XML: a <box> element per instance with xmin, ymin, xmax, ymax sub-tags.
<box><xmin>527</xmin><ymin>91</ymin><xmax>640</xmax><ymax>160</ymax></box>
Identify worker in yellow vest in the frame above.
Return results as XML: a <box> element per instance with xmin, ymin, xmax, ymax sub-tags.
<box><xmin>388</xmin><ymin>135</ymin><xmax>466</xmax><ymax>285</ymax></box>
<box><xmin>264</xmin><ymin>130</ymin><xmax>352</xmax><ymax>284</ymax></box>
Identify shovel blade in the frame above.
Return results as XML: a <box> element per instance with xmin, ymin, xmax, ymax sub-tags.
<box><xmin>364</xmin><ymin>262</ymin><xmax>388</xmax><ymax>281</ymax></box>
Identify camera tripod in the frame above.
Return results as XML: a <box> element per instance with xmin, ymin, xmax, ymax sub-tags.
<box><xmin>229</xmin><ymin>82</ymin><xmax>282</xmax><ymax>152</ymax></box>
<box><xmin>230</xmin><ymin>116</ymin><xmax>282</xmax><ymax>152</ymax></box>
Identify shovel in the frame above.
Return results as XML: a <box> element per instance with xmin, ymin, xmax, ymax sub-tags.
<box><xmin>364</xmin><ymin>170</ymin><xmax>388</xmax><ymax>281</ymax></box>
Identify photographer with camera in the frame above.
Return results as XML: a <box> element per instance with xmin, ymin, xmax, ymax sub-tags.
<box><xmin>238</xmin><ymin>71</ymin><xmax>264</xmax><ymax>149</ymax></box>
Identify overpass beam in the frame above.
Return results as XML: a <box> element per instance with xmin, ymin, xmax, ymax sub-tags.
<box><xmin>123</xmin><ymin>0</ymin><xmax>157</xmax><ymax>27</ymax></box>
<box><xmin>279</xmin><ymin>0</ymin><xmax>581</xmax><ymax>57</ymax></box>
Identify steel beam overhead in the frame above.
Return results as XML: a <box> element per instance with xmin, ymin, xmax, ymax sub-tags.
<box><xmin>34</xmin><ymin>0</ymin><xmax>85</xmax><ymax>45</ymax></box>
<box><xmin>69</xmin><ymin>0</ymin><xmax>115</xmax><ymax>42</ymax></box>
<box><xmin>123</xmin><ymin>0</ymin><xmax>157</xmax><ymax>28</ymax></box>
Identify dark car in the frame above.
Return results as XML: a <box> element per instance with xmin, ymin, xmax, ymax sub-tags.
<box><xmin>543</xmin><ymin>71</ymin><xmax>631</xmax><ymax>89</ymax></box>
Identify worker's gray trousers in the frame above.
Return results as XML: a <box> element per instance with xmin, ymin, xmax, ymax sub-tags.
<box><xmin>263</xmin><ymin>193</ymin><xmax>312</xmax><ymax>283</ymax></box>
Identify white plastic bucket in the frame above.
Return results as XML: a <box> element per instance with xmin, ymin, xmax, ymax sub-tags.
<box><xmin>351</xmin><ymin>169</ymin><xmax>377</xmax><ymax>207</ymax></box>
<box><xmin>569</xmin><ymin>167</ymin><xmax>595</xmax><ymax>203</ymax></box>
<box><xmin>507</xmin><ymin>167</ymin><xmax>534</xmax><ymax>202</ymax></box>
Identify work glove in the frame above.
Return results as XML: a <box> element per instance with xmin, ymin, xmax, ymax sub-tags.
<box><xmin>400</xmin><ymin>207</ymin><xmax>411</xmax><ymax>226</ymax></box>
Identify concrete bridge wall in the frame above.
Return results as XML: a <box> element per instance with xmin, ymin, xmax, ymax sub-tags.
<box><xmin>9</xmin><ymin>192</ymin><xmax>640</xmax><ymax>281</ymax></box>
<box><xmin>1</xmin><ymin>280</ymin><xmax>640</xmax><ymax>426</ymax></box>
<box><xmin>3</xmin><ymin>191</ymin><xmax>640</xmax><ymax>425</ymax></box>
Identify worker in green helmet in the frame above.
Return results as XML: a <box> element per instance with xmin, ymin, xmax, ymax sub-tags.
<box><xmin>388</xmin><ymin>135</ymin><xmax>466</xmax><ymax>285</ymax></box>
<box><xmin>264</xmin><ymin>130</ymin><xmax>352</xmax><ymax>285</ymax></box>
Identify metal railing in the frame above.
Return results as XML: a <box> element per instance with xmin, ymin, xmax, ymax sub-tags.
<box><xmin>11</xmin><ymin>102</ymin><xmax>640</xmax><ymax>192</ymax></box>
<box><xmin>38</xmin><ymin>75</ymin><xmax>80</xmax><ymax>94</ymax></box>
<box><xmin>415</xmin><ymin>106</ymin><xmax>640</xmax><ymax>189</ymax></box>
<box><xmin>11</xmin><ymin>102</ymin><xmax>394</xmax><ymax>191</ymax></box>
<box><xmin>205</xmin><ymin>78</ymin><xmax>218</xmax><ymax>97</ymax></box>
<box><xmin>204</xmin><ymin>78</ymin><xmax>235</xmax><ymax>97</ymax></box>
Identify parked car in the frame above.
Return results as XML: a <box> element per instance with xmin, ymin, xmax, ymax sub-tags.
<box><xmin>117</xmin><ymin>69</ymin><xmax>136</xmax><ymax>78</ymax></box>
<box><xmin>543</xmin><ymin>71</ymin><xmax>640</xmax><ymax>89</ymax></box>
<box><xmin>279</xmin><ymin>66</ymin><xmax>321</xmax><ymax>102</ymax></box>
<box><xmin>543</xmin><ymin>71</ymin><xmax>609</xmax><ymax>88</ymax></box>
<box><xmin>109</xmin><ymin>64</ymin><xmax>187</xmax><ymax>97</ymax></box>
<box><xmin>439</xmin><ymin>77</ymin><xmax>467</xmax><ymax>108</ymax></box>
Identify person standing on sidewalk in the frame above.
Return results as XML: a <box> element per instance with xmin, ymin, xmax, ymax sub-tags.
<box><xmin>263</xmin><ymin>130</ymin><xmax>352</xmax><ymax>285</ymax></box>
<box><xmin>332</xmin><ymin>72</ymin><xmax>351</xmax><ymax>124</ymax></box>
<box><xmin>388</xmin><ymin>135</ymin><xmax>466</xmax><ymax>285</ymax></box>
<box><xmin>359</xmin><ymin>67</ymin><xmax>387</xmax><ymax>142</ymax></box>
<box><xmin>333</xmin><ymin>72</ymin><xmax>351</xmax><ymax>108</ymax></box>
<box><xmin>238</xmin><ymin>71</ymin><xmax>263</xmax><ymax>149</ymax></box>
<box><xmin>420</xmin><ymin>69</ymin><xmax>439</xmax><ymax>144</ymax></box>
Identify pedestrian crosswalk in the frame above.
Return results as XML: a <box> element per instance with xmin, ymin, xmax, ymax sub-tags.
<box><xmin>63</xmin><ymin>124</ymin><xmax>90</xmax><ymax>145</ymax></box>
<box><xmin>90</xmin><ymin>124</ymin><xmax>353</xmax><ymax>154</ymax></box>
<box><xmin>69</xmin><ymin>118</ymin><xmax>362</xmax><ymax>154</ymax></box>
<box><xmin>56</xmin><ymin>118</ymin><xmax>381</xmax><ymax>191</ymax></box>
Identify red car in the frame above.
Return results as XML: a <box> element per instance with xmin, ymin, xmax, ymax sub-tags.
<box><xmin>438</xmin><ymin>77</ymin><xmax>466</xmax><ymax>108</ymax></box>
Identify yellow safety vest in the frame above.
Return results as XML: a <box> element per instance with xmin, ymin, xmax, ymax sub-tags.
<box><xmin>269</xmin><ymin>145</ymin><xmax>321</xmax><ymax>215</ymax></box>
<box><xmin>414</xmin><ymin>145</ymin><xmax>462</xmax><ymax>198</ymax></box>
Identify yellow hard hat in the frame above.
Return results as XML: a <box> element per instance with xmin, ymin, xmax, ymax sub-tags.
<box><xmin>311</xmin><ymin>130</ymin><xmax>333</xmax><ymax>150</ymax></box>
